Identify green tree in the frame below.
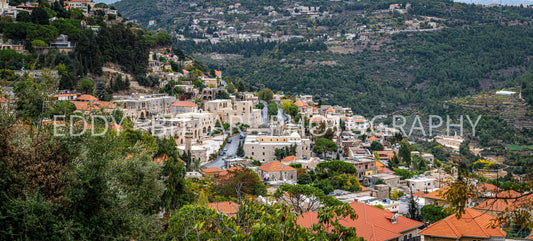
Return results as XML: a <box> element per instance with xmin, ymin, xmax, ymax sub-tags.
<box><xmin>258</xmin><ymin>88</ymin><xmax>274</xmax><ymax>102</ymax></box>
<box><xmin>370</xmin><ymin>141</ymin><xmax>384</xmax><ymax>151</ymax></box>
<box><xmin>267</xmin><ymin>102</ymin><xmax>278</xmax><ymax>117</ymax></box>
<box><xmin>394</xmin><ymin>168</ymin><xmax>415</xmax><ymax>180</ymax></box>
<box><xmin>274</xmin><ymin>184</ymin><xmax>342</xmax><ymax>214</ymax></box>
<box><xmin>31</xmin><ymin>7</ymin><xmax>50</xmax><ymax>25</ymax></box>
<box><xmin>216</xmin><ymin>167</ymin><xmax>267</xmax><ymax>201</ymax></box>
<box><xmin>313</xmin><ymin>138</ymin><xmax>337</xmax><ymax>158</ymax></box>
<box><xmin>16</xmin><ymin>11</ymin><xmax>31</xmax><ymax>22</ymax></box>
<box><xmin>13</xmin><ymin>81</ymin><xmax>45</xmax><ymax>122</ymax></box>
<box><xmin>421</xmin><ymin>205</ymin><xmax>450</xmax><ymax>224</ymax></box>
<box><xmin>297</xmin><ymin>172</ymin><xmax>312</xmax><ymax>185</ymax></box>
<box><xmin>236</xmin><ymin>141</ymin><xmax>245</xmax><ymax>157</ymax></box>
<box><xmin>77</xmin><ymin>78</ymin><xmax>94</xmax><ymax>94</ymax></box>
<box><xmin>399</xmin><ymin>140</ymin><xmax>412</xmax><ymax>167</ymax></box>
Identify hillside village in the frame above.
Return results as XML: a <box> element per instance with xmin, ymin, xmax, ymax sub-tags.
<box><xmin>1</xmin><ymin>0</ymin><xmax>533</xmax><ymax>240</ymax></box>
<box><xmin>3</xmin><ymin>46</ymin><xmax>533</xmax><ymax>241</ymax></box>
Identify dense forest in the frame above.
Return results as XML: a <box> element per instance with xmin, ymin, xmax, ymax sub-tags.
<box><xmin>195</xmin><ymin>24</ymin><xmax>533</xmax><ymax>116</ymax></box>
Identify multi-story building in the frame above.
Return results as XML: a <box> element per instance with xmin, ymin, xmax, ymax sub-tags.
<box><xmin>204</xmin><ymin>99</ymin><xmax>232</xmax><ymax>122</ymax></box>
<box><xmin>114</xmin><ymin>94</ymin><xmax>176</xmax><ymax>119</ymax></box>
<box><xmin>405</xmin><ymin>176</ymin><xmax>436</xmax><ymax>193</ymax></box>
<box><xmin>345</xmin><ymin>158</ymin><xmax>377</xmax><ymax>180</ymax></box>
<box><xmin>232</xmin><ymin>100</ymin><xmax>262</xmax><ymax>128</ymax></box>
<box><xmin>243</xmin><ymin>132</ymin><xmax>311</xmax><ymax>163</ymax></box>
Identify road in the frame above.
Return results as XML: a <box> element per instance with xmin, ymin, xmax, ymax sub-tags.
<box><xmin>204</xmin><ymin>135</ymin><xmax>242</xmax><ymax>169</ymax></box>
<box><xmin>260</xmin><ymin>100</ymin><xmax>269</xmax><ymax>124</ymax></box>
<box><xmin>277</xmin><ymin>108</ymin><xmax>289</xmax><ymax>123</ymax></box>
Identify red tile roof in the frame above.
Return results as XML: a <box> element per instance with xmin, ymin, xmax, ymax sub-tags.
<box><xmin>76</xmin><ymin>94</ymin><xmax>98</xmax><ymax>101</ymax></box>
<box><xmin>424</xmin><ymin>186</ymin><xmax>449</xmax><ymax>201</ymax></box>
<box><xmin>202</xmin><ymin>167</ymin><xmax>224</xmax><ymax>174</ymax></box>
<box><xmin>281</xmin><ymin>155</ymin><xmax>296</xmax><ymax>162</ymax></box>
<box><xmin>96</xmin><ymin>101</ymin><xmax>116</xmax><ymax>109</ymax></box>
<box><xmin>297</xmin><ymin>201</ymin><xmax>423</xmax><ymax>241</ymax></box>
<box><xmin>154</xmin><ymin>154</ymin><xmax>168</xmax><ymax>164</ymax></box>
<box><xmin>258</xmin><ymin>161</ymin><xmax>296</xmax><ymax>172</ymax></box>
<box><xmin>171</xmin><ymin>101</ymin><xmax>198</xmax><ymax>107</ymax></box>
<box><xmin>110</xmin><ymin>122</ymin><xmax>123</xmax><ymax>131</ymax></box>
<box><xmin>419</xmin><ymin>208</ymin><xmax>506</xmax><ymax>238</ymax></box>
<box><xmin>294</xmin><ymin>101</ymin><xmax>308</xmax><ymax>108</ymax></box>
<box><xmin>477</xmin><ymin>183</ymin><xmax>498</xmax><ymax>192</ymax></box>
<box><xmin>208</xmin><ymin>201</ymin><xmax>239</xmax><ymax>216</ymax></box>
<box><xmin>74</xmin><ymin>120</ymin><xmax>92</xmax><ymax>130</ymax></box>
<box><xmin>475</xmin><ymin>190</ymin><xmax>530</xmax><ymax>212</ymax></box>
<box><xmin>218</xmin><ymin>167</ymin><xmax>243</xmax><ymax>177</ymax></box>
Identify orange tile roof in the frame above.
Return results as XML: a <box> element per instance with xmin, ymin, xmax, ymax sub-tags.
<box><xmin>424</xmin><ymin>186</ymin><xmax>449</xmax><ymax>201</ymax></box>
<box><xmin>42</xmin><ymin>120</ymin><xmax>66</xmax><ymax>126</ymax></box>
<box><xmin>258</xmin><ymin>161</ymin><xmax>295</xmax><ymax>172</ymax></box>
<box><xmin>96</xmin><ymin>101</ymin><xmax>116</xmax><ymax>109</ymax></box>
<box><xmin>355</xmin><ymin>119</ymin><xmax>366</xmax><ymax>123</ymax></box>
<box><xmin>368</xmin><ymin>136</ymin><xmax>378</xmax><ymax>142</ymax></box>
<box><xmin>71</xmin><ymin>101</ymin><xmax>99</xmax><ymax>111</ymax></box>
<box><xmin>208</xmin><ymin>201</ymin><xmax>239</xmax><ymax>216</ymax></box>
<box><xmin>109</xmin><ymin>122</ymin><xmax>123</xmax><ymax>131</ymax></box>
<box><xmin>281</xmin><ymin>155</ymin><xmax>296</xmax><ymax>162</ymax></box>
<box><xmin>342</xmin><ymin>117</ymin><xmax>350</xmax><ymax>121</ymax></box>
<box><xmin>527</xmin><ymin>230</ymin><xmax>533</xmax><ymax>240</ymax></box>
<box><xmin>74</xmin><ymin>120</ymin><xmax>92</xmax><ymax>130</ymax></box>
<box><xmin>412</xmin><ymin>190</ymin><xmax>427</xmax><ymax>198</ymax></box>
<box><xmin>297</xmin><ymin>201</ymin><xmax>423</xmax><ymax>241</ymax></box>
<box><xmin>477</xmin><ymin>183</ymin><xmax>498</xmax><ymax>192</ymax></box>
<box><xmin>183</xmin><ymin>69</ymin><xmax>189</xmax><ymax>74</ymax></box>
<box><xmin>171</xmin><ymin>101</ymin><xmax>198</xmax><ymax>107</ymax></box>
<box><xmin>202</xmin><ymin>167</ymin><xmax>224</xmax><ymax>174</ymax></box>
<box><xmin>294</xmin><ymin>101</ymin><xmax>308</xmax><ymax>108</ymax></box>
<box><xmin>0</xmin><ymin>96</ymin><xmax>9</xmax><ymax>103</ymax></box>
<box><xmin>76</xmin><ymin>94</ymin><xmax>98</xmax><ymax>101</ymax></box>
<box><xmin>218</xmin><ymin>167</ymin><xmax>243</xmax><ymax>177</ymax></box>
<box><xmin>154</xmin><ymin>154</ymin><xmax>168</xmax><ymax>164</ymax></box>
<box><xmin>475</xmin><ymin>190</ymin><xmax>530</xmax><ymax>212</ymax></box>
<box><xmin>419</xmin><ymin>208</ymin><xmax>506</xmax><ymax>238</ymax></box>
<box><xmin>51</xmin><ymin>94</ymin><xmax>77</xmax><ymax>98</ymax></box>
<box><xmin>214</xmin><ymin>70</ymin><xmax>222</xmax><ymax>76</ymax></box>
<box><xmin>326</xmin><ymin>107</ymin><xmax>335</xmax><ymax>112</ymax></box>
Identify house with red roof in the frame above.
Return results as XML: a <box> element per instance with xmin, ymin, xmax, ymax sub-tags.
<box><xmin>297</xmin><ymin>200</ymin><xmax>423</xmax><ymax>241</ymax></box>
<box><xmin>202</xmin><ymin>167</ymin><xmax>224</xmax><ymax>177</ymax></box>
<box><xmin>474</xmin><ymin>190</ymin><xmax>532</xmax><ymax>216</ymax></box>
<box><xmin>257</xmin><ymin>161</ymin><xmax>297</xmax><ymax>183</ymax></box>
<box><xmin>170</xmin><ymin>100</ymin><xmax>198</xmax><ymax>114</ymax></box>
<box><xmin>419</xmin><ymin>208</ymin><xmax>506</xmax><ymax>241</ymax></box>
<box><xmin>423</xmin><ymin>186</ymin><xmax>449</xmax><ymax>206</ymax></box>
<box><xmin>208</xmin><ymin>201</ymin><xmax>239</xmax><ymax>217</ymax></box>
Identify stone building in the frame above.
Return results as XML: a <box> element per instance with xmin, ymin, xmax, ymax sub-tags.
<box><xmin>257</xmin><ymin>161</ymin><xmax>297</xmax><ymax>183</ymax></box>
<box><xmin>204</xmin><ymin>99</ymin><xmax>232</xmax><ymax>122</ymax></box>
<box><xmin>232</xmin><ymin>100</ymin><xmax>263</xmax><ymax>128</ymax></box>
<box><xmin>114</xmin><ymin>94</ymin><xmax>176</xmax><ymax>119</ymax></box>
<box><xmin>243</xmin><ymin>132</ymin><xmax>311</xmax><ymax>163</ymax></box>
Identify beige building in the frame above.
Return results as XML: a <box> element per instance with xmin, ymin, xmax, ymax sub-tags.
<box><xmin>232</xmin><ymin>100</ymin><xmax>262</xmax><ymax>128</ymax></box>
<box><xmin>114</xmin><ymin>94</ymin><xmax>177</xmax><ymax>119</ymax></box>
<box><xmin>150</xmin><ymin>112</ymin><xmax>217</xmax><ymax>145</ymax></box>
<box><xmin>244</xmin><ymin>132</ymin><xmax>311</xmax><ymax>163</ymax></box>
<box><xmin>204</xmin><ymin>99</ymin><xmax>232</xmax><ymax>122</ymax></box>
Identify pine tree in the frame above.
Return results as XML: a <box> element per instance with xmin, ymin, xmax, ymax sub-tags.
<box><xmin>237</xmin><ymin>141</ymin><xmax>245</xmax><ymax>157</ymax></box>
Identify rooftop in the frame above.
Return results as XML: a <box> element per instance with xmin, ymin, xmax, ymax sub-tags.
<box><xmin>419</xmin><ymin>208</ymin><xmax>505</xmax><ymax>238</ymax></box>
